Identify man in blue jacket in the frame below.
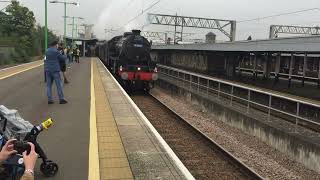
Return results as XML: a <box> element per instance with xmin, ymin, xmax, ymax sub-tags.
<box><xmin>45</xmin><ymin>40</ymin><xmax>68</xmax><ymax>104</ymax></box>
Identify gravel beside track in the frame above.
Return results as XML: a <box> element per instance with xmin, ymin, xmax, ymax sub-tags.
<box><xmin>132</xmin><ymin>94</ymin><xmax>260</xmax><ymax>180</ymax></box>
<box><xmin>150</xmin><ymin>87</ymin><xmax>320</xmax><ymax>180</ymax></box>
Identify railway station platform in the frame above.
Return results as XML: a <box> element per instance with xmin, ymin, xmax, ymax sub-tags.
<box><xmin>92</xmin><ymin>58</ymin><xmax>191</xmax><ymax>179</ymax></box>
<box><xmin>0</xmin><ymin>58</ymin><xmax>191</xmax><ymax>179</ymax></box>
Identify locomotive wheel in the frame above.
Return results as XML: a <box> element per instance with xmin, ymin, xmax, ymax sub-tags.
<box><xmin>40</xmin><ymin>161</ymin><xmax>59</xmax><ymax>177</ymax></box>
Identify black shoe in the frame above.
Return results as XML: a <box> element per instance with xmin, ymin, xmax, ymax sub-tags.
<box><xmin>59</xmin><ymin>99</ymin><xmax>68</xmax><ymax>104</ymax></box>
<box><xmin>48</xmin><ymin>101</ymin><xmax>54</xmax><ymax>104</ymax></box>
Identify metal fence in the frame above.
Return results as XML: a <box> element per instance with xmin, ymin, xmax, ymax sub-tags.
<box><xmin>237</xmin><ymin>67</ymin><xmax>320</xmax><ymax>81</ymax></box>
<box><xmin>157</xmin><ymin>64</ymin><xmax>320</xmax><ymax>129</ymax></box>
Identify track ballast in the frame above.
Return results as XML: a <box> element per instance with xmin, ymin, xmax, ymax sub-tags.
<box><xmin>131</xmin><ymin>94</ymin><xmax>263</xmax><ymax>180</ymax></box>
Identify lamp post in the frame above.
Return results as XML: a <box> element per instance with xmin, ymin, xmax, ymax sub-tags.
<box><xmin>65</xmin><ymin>16</ymin><xmax>83</xmax><ymax>48</ymax></box>
<box><xmin>68</xmin><ymin>23</ymin><xmax>80</xmax><ymax>38</ymax></box>
<box><xmin>43</xmin><ymin>0</ymin><xmax>48</xmax><ymax>82</ymax></box>
<box><xmin>45</xmin><ymin>0</ymin><xmax>48</xmax><ymax>53</ymax></box>
<box><xmin>49</xmin><ymin>0</ymin><xmax>79</xmax><ymax>46</ymax></box>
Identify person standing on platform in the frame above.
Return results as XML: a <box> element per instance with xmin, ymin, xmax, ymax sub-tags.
<box><xmin>73</xmin><ymin>47</ymin><xmax>77</xmax><ymax>63</ymax></box>
<box><xmin>70</xmin><ymin>47</ymin><xmax>74</xmax><ymax>62</ymax></box>
<box><xmin>74</xmin><ymin>47</ymin><xmax>80</xmax><ymax>63</ymax></box>
<box><xmin>67</xmin><ymin>47</ymin><xmax>72</xmax><ymax>66</ymax></box>
<box><xmin>58</xmin><ymin>46</ymin><xmax>70</xmax><ymax>84</ymax></box>
<box><xmin>45</xmin><ymin>40</ymin><xmax>68</xmax><ymax>104</ymax></box>
<box><xmin>77</xmin><ymin>48</ymin><xmax>81</xmax><ymax>61</ymax></box>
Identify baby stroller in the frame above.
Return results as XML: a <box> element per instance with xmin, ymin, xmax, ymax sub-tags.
<box><xmin>0</xmin><ymin>105</ymin><xmax>58</xmax><ymax>179</ymax></box>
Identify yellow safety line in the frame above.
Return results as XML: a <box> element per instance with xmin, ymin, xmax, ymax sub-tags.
<box><xmin>88</xmin><ymin>59</ymin><xmax>100</xmax><ymax>180</ymax></box>
<box><xmin>0</xmin><ymin>62</ymin><xmax>43</xmax><ymax>80</ymax></box>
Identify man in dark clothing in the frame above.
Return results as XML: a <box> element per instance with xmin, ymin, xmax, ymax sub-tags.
<box><xmin>73</xmin><ymin>47</ymin><xmax>80</xmax><ymax>63</ymax></box>
<box><xmin>58</xmin><ymin>46</ymin><xmax>70</xmax><ymax>84</ymax></box>
<box><xmin>45</xmin><ymin>41</ymin><xmax>68</xmax><ymax>104</ymax></box>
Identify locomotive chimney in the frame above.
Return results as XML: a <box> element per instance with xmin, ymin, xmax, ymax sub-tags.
<box><xmin>132</xmin><ymin>30</ymin><xmax>141</xmax><ymax>35</ymax></box>
<box><xmin>206</xmin><ymin>32</ymin><xmax>216</xmax><ymax>43</ymax></box>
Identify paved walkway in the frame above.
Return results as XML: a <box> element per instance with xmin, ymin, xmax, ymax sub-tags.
<box><xmin>0</xmin><ymin>61</ymin><xmax>43</xmax><ymax>80</ymax></box>
<box><xmin>0</xmin><ymin>58</ymin><xmax>192</xmax><ymax>180</ymax></box>
<box><xmin>92</xmin><ymin>59</ymin><xmax>134</xmax><ymax>179</ymax></box>
<box><xmin>0</xmin><ymin>59</ymin><xmax>91</xmax><ymax>179</ymax></box>
<box><xmin>94</xmin><ymin>59</ymin><xmax>190</xmax><ymax>180</ymax></box>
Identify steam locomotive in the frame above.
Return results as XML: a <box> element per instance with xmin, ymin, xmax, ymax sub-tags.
<box><xmin>97</xmin><ymin>30</ymin><xmax>158</xmax><ymax>91</ymax></box>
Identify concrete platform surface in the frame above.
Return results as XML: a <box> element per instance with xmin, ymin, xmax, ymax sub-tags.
<box><xmin>0</xmin><ymin>58</ymin><xmax>192</xmax><ymax>180</ymax></box>
<box><xmin>0</xmin><ymin>58</ymin><xmax>91</xmax><ymax>179</ymax></box>
<box><xmin>94</xmin><ymin>58</ymin><xmax>190</xmax><ymax>180</ymax></box>
<box><xmin>0</xmin><ymin>60</ymin><xmax>43</xmax><ymax>80</ymax></box>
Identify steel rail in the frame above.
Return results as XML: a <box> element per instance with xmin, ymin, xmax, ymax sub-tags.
<box><xmin>149</xmin><ymin>93</ymin><xmax>264</xmax><ymax>180</ymax></box>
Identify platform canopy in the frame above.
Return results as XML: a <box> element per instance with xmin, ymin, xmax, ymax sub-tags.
<box><xmin>65</xmin><ymin>37</ymin><xmax>98</xmax><ymax>57</ymax></box>
<box><xmin>152</xmin><ymin>35</ymin><xmax>320</xmax><ymax>53</ymax></box>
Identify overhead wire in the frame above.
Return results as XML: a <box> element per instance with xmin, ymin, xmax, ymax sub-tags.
<box><xmin>116</xmin><ymin>0</ymin><xmax>161</xmax><ymax>31</ymax></box>
<box><xmin>288</xmin><ymin>20</ymin><xmax>320</xmax><ymax>26</ymax></box>
<box><xmin>238</xmin><ymin>8</ymin><xmax>320</xmax><ymax>23</ymax></box>
<box><xmin>0</xmin><ymin>2</ymin><xmax>11</xmax><ymax>12</ymax></box>
<box><xmin>0</xmin><ymin>6</ymin><xmax>7</xmax><ymax>11</ymax></box>
<box><xmin>223</xmin><ymin>8</ymin><xmax>320</xmax><ymax>40</ymax></box>
<box><xmin>109</xmin><ymin>3</ymin><xmax>320</xmax><ymax>41</ymax></box>
<box><xmin>103</xmin><ymin>0</ymin><xmax>137</xmax><ymax>37</ymax></box>
<box><xmin>120</xmin><ymin>0</ymin><xmax>136</xmax><ymax>17</ymax></box>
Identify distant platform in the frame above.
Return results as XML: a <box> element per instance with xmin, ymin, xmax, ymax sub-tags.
<box><xmin>152</xmin><ymin>35</ymin><xmax>320</xmax><ymax>53</ymax></box>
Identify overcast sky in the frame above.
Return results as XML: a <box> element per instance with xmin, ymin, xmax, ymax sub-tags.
<box><xmin>2</xmin><ymin>0</ymin><xmax>320</xmax><ymax>41</ymax></box>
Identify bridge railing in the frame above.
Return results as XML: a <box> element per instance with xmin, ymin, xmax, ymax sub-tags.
<box><xmin>157</xmin><ymin>64</ymin><xmax>320</xmax><ymax>130</ymax></box>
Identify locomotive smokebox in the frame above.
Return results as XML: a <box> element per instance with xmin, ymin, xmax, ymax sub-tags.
<box><xmin>132</xmin><ymin>30</ymin><xmax>141</xmax><ymax>35</ymax></box>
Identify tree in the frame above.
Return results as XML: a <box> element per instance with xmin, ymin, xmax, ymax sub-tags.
<box><xmin>4</xmin><ymin>1</ymin><xmax>35</xmax><ymax>36</ymax></box>
<box><xmin>5</xmin><ymin>1</ymin><xmax>36</xmax><ymax>57</ymax></box>
<box><xmin>32</xmin><ymin>25</ymin><xmax>58</xmax><ymax>55</ymax></box>
<box><xmin>0</xmin><ymin>11</ymin><xmax>10</xmax><ymax>36</ymax></box>
<box><xmin>0</xmin><ymin>1</ymin><xmax>59</xmax><ymax>64</ymax></box>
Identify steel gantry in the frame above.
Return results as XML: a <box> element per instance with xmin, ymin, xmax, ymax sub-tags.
<box><xmin>141</xmin><ymin>31</ymin><xmax>167</xmax><ymax>42</ymax></box>
<box><xmin>269</xmin><ymin>25</ymin><xmax>320</xmax><ymax>39</ymax></box>
<box><xmin>147</xmin><ymin>13</ymin><xmax>236</xmax><ymax>42</ymax></box>
<box><xmin>141</xmin><ymin>31</ymin><xmax>195</xmax><ymax>44</ymax></box>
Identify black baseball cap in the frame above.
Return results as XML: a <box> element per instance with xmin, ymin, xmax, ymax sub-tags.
<box><xmin>49</xmin><ymin>40</ymin><xmax>59</xmax><ymax>47</ymax></box>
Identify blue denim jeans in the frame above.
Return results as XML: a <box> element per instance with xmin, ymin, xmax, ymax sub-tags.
<box><xmin>46</xmin><ymin>71</ymin><xmax>64</xmax><ymax>101</ymax></box>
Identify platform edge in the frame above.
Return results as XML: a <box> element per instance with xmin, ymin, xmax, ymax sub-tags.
<box><xmin>97</xmin><ymin>59</ymin><xmax>195</xmax><ymax>180</ymax></box>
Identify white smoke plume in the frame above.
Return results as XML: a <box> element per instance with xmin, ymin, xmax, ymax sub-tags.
<box><xmin>94</xmin><ymin>0</ymin><xmax>147</xmax><ymax>40</ymax></box>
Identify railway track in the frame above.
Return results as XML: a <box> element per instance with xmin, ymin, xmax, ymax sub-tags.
<box><xmin>131</xmin><ymin>93</ymin><xmax>264</xmax><ymax>180</ymax></box>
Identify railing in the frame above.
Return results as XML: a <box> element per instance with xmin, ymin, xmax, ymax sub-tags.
<box><xmin>157</xmin><ymin>64</ymin><xmax>320</xmax><ymax>129</ymax></box>
<box><xmin>236</xmin><ymin>67</ymin><xmax>320</xmax><ymax>81</ymax></box>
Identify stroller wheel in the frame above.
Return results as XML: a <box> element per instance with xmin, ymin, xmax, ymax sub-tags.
<box><xmin>40</xmin><ymin>161</ymin><xmax>58</xmax><ymax>177</ymax></box>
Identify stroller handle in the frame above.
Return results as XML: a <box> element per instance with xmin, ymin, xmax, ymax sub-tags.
<box><xmin>39</xmin><ymin>118</ymin><xmax>53</xmax><ymax>130</ymax></box>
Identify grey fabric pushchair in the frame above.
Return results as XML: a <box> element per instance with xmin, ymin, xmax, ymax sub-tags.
<box><xmin>0</xmin><ymin>105</ymin><xmax>58</xmax><ymax>179</ymax></box>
